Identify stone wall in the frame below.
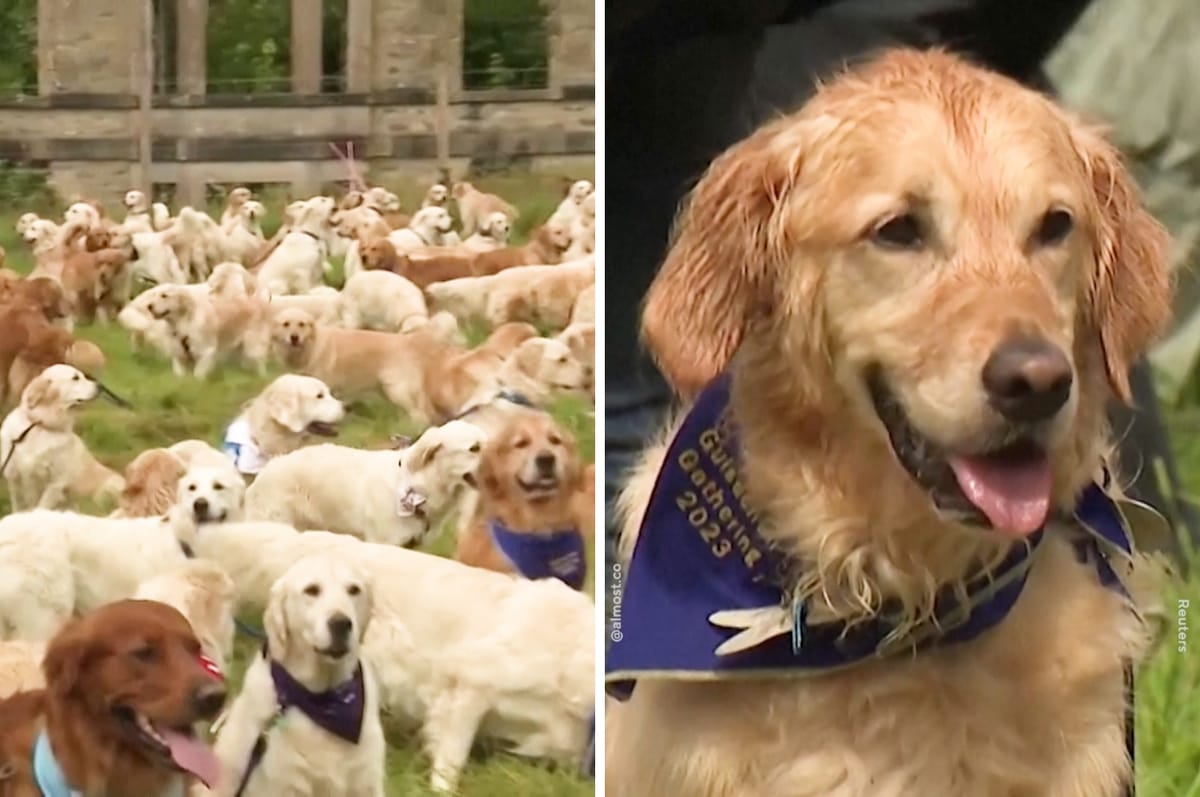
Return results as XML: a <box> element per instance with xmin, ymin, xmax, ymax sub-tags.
<box><xmin>14</xmin><ymin>0</ymin><xmax>594</xmax><ymax>200</ymax></box>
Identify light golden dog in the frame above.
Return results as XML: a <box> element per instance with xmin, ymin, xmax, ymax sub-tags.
<box><xmin>606</xmin><ymin>49</ymin><xmax>1170</xmax><ymax>797</ymax></box>
<box><xmin>457</xmin><ymin>409</ymin><xmax>591</xmax><ymax>589</ymax></box>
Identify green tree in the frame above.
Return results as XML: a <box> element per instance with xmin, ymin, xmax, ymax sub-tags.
<box><xmin>0</xmin><ymin>0</ymin><xmax>37</xmax><ymax>94</ymax></box>
<box><xmin>463</xmin><ymin>0</ymin><xmax>549</xmax><ymax>90</ymax></box>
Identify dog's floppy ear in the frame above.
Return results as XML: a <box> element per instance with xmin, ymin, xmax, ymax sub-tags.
<box><xmin>1071</xmin><ymin>121</ymin><xmax>1171</xmax><ymax>404</ymax></box>
<box><xmin>268</xmin><ymin>384</ymin><xmax>309</xmax><ymax>433</ymax></box>
<box><xmin>42</xmin><ymin>617</ymin><xmax>91</xmax><ymax>698</ymax></box>
<box><xmin>264</xmin><ymin>579</ymin><xmax>292</xmax><ymax>657</ymax></box>
<box><xmin>406</xmin><ymin>440</ymin><xmax>442</xmax><ymax>472</ymax></box>
<box><xmin>642</xmin><ymin>116</ymin><xmax>817</xmax><ymax>397</ymax></box>
<box><xmin>22</xmin><ymin>371</ymin><xmax>59</xmax><ymax>418</ymax></box>
<box><xmin>511</xmin><ymin>339</ymin><xmax>545</xmax><ymax>376</ymax></box>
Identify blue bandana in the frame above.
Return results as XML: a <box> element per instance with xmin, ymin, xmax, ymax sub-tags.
<box><xmin>490</xmin><ymin>522</ymin><xmax>587</xmax><ymax>590</ymax></box>
<box><xmin>33</xmin><ymin>730</ymin><xmax>183</xmax><ymax>797</ymax></box>
<box><xmin>605</xmin><ymin>373</ymin><xmax>1138</xmax><ymax>699</ymax></box>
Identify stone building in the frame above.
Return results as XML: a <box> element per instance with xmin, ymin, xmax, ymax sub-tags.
<box><xmin>5</xmin><ymin>0</ymin><xmax>594</xmax><ymax>203</ymax></box>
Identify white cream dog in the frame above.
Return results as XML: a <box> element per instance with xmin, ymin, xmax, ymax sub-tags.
<box><xmin>243</xmin><ymin>419</ymin><xmax>486</xmax><ymax>547</ymax></box>
<box><xmin>212</xmin><ymin>556</ymin><xmax>385</xmax><ymax>797</ymax></box>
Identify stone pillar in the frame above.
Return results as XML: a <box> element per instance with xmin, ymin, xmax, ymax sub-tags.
<box><xmin>291</xmin><ymin>0</ymin><xmax>324</xmax><ymax>94</ymax></box>
<box><xmin>37</xmin><ymin>0</ymin><xmax>144</xmax><ymax>93</ymax></box>
<box><xmin>371</xmin><ymin>0</ymin><xmax>462</xmax><ymax>92</ymax></box>
<box><xmin>550</xmin><ymin>0</ymin><xmax>593</xmax><ymax>94</ymax></box>
<box><xmin>346</xmin><ymin>0</ymin><xmax>373</xmax><ymax>92</ymax></box>
<box><xmin>176</xmin><ymin>0</ymin><xmax>209</xmax><ymax>96</ymax></box>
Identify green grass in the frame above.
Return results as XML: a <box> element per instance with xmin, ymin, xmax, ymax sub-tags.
<box><xmin>0</xmin><ymin>174</ymin><xmax>594</xmax><ymax>796</ymax></box>
<box><xmin>1140</xmin><ymin>410</ymin><xmax>1200</xmax><ymax>796</ymax></box>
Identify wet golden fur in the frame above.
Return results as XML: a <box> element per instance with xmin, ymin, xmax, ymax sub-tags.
<box><xmin>608</xmin><ymin>49</ymin><xmax>1171</xmax><ymax>797</ymax></box>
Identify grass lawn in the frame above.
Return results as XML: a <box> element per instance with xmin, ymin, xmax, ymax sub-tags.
<box><xmin>1140</xmin><ymin>409</ymin><xmax>1200</xmax><ymax>797</ymax></box>
<box><xmin>0</xmin><ymin>173</ymin><xmax>595</xmax><ymax>796</ymax></box>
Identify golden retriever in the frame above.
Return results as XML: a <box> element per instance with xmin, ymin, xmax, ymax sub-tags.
<box><xmin>0</xmin><ymin>600</ymin><xmax>225</xmax><ymax>796</ymax></box>
<box><xmin>211</xmin><ymin>556</ymin><xmax>385</xmax><ymax>796</ymax></box>
<box><xmin>457</xmin><ymin>409</ymin><xmax>590</xmax><ymax>589</ymax></box>
<box><xmin>0</xmin><ymin>303</ymin><xmax>105</xmax><ymax>407</ymax></box>
<box><xmin>605</xmin><ymin>49</ymin><xmax>1170</xmax><ymax>797</ymax></box>
<box><xmin>223</xmin><ymin>373</ymin><xmax>345</xmax><ymax>475</ymax></box>
<box><xmin>452</xmin><ymin>181</ymin><xmax>519</xmax><ymax>237</ymax></box>
<box><xmin>114</xmin><ymin>447</ymin><xmax>189</xmax><ymax>517</ymax></box>
<box><xmin>0</xmin><ymin>365</ymin><xmax>124</xmax><ymax>511</ymax></box>
<box><xmin>271</xmin><ymin>308</ymin><xmax>441</xmax><ymax>421</ymax></box>
<box><xmin>472</xmin><ymin>222</ymin><xmax>570</xmax><ymax>276</ymax></box>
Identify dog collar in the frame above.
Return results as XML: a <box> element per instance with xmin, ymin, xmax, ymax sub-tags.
<box><xmin>490</xmin><ymin>522</ymin><xmax>587</xmax><ymax>590</ymax></box>
<box><xmin>34</xmin><ymin>730</ymin><xmax>184</xmax><ymax>797</ymax></box>
<box><xmin>222</xmin><ymin>416</ymin><xmax>268</xmax><ymax>475</ymax></box>
<box><xmin>605</xmin><ymin>373</ymin><xmax>1145</xmax><ymax>699</ymax></box>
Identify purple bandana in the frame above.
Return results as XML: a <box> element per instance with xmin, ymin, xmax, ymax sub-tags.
<box><xmin>269</xmin><ymin>655</ymin><xmax>365</xmax><ymax>744</ymax></box>
<box><xmin>490</xmin><ymin>522</ymin><xmax>587</xmax><ymax>590</ymax></box>
<box><xmin>605</xmin><ymin>373</ymin><xmax>1136</xmax><ymax>700</ymax></box>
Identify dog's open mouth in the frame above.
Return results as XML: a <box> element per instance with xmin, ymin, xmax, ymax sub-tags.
<box><xmin>113</xmin><ymin>707</ymin><xmax>220</xmax><ymax>787</ymax></box>
<box><xmin>517</xmin><ymin>474</ymin><xmax>560</xmax><ymax>498</ymax></box>
<box><xmin>316</xmin><ymin>643</ymin><xmax>350</xmax><ymax>660</ymax></box>
<box><xmin>305</xmin><ymin>421</ymin><xmax>339</xmax><ymax>437</ymax></box>
<box><xmin>194</xmin><ymin>506</ymin><xmax>228</xmax><ymax>523</ymax></box>
<box><xmin>868</xmin><ymin>373</ymin><xmax>1052</xmax><ymax>536</ymax></box>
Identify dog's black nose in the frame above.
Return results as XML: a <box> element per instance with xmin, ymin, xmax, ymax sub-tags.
<box><xmin>193</xmin><ymin>497</ymin><xmax>209</xmax><ymax>516</ymax></box>
<box><xmin>328</xmin><ymin>613</ymin><xmax>353</xmax><ymax>640</ymax></box>
<box><xmin>982</xmin><ymin>336</ymin><xmax>1073</xmax><ymax>423</ymax></box>
<box><xmin>290</xmin><ymin>334</ymin><xmax>300</xmax><ymax>345</ymax></box>
<box><xmin>192</xmin><ymin>682</ymin><xmax>226</xmax><ymax>719</ymax></box>
<box><xmin>535</xmin><ymin>452</ymin><xmax>556</xmax><ymax>474</ymax></box>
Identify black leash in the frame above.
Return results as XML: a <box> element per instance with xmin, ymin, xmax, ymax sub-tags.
<box><xmin>0</xmin><ymin>422</ymin><xmax>40</xmax><ymax>476</ymax></box>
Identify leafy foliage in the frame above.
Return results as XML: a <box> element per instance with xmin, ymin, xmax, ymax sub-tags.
<box><xmin>0</xmin><ymin>0</ymin><xmax>37</xmax><ymax>94</ymax></box>
<box><xmin>464</xmin><ymin>0</ymin><xmax>550</xmax><ymax>90</ymax></box>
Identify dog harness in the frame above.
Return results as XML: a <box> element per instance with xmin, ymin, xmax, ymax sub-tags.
<box><xmin>232</xmin><ymin>646</ymin><xmax>366</xmax><ymax>797</ymax></box>
<box><xmin>606</xmin><ymin>372</ymin><xmax>1149</xmax><ymax>695</ymax></box>
<box><xmin>222</xmin><ymin>415</ymin><xmax>268</xmax><ymax>475</ymax></box>
<box><xmin>490</xmin><ymin>521</ymin><xmax>587</xmax><ymax>590</ymax></box>
<box><xmin>33</xmin><ymin>731</ymin><xmax>184</xmax><ymax>797</ymax></box>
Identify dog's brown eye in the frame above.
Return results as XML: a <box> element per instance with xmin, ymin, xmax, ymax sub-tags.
<box><xmin>515</xmin><ymin>438</ymin><xmax>531</xmax><ymax>449</ymax></box>
<box><xmin>316</xmin><ymin>392</ymin><xmax>325</xmax><ymax>399</ymax></box>
<box><xmin>548</xmin><ymin>435</ymin><xmax>562</xmax><ymax>446</ymax></box>
<box><xmin>1033</xmin><ymin>209</ymin><xmax>1073</xmax><ymax>247</ymax></box>
<box><xmin>347</xmin><ymin>584</ymin><xmax>361</xmax><ymax>596</ymax></box>
<box><xmin>213</xmin><ymin>483</ymin><xmax>224</xmax><ymax>491</ymax></box>
<box><xmin>871</xmin><ymin>214</ymin><xmax>923</xmax><ymax>250</ymax></box>
<box><xmin>187</xmin><ymin>484</ymin><xmax>196</xmax><ymax>492</ymax></box>
<box><xmin>469</xmin><ymin>443</ymin><xmax>481</xmax><ymax>453</ymax></box>
<box><xmin>304</xmin><ymin>584</ymin><xmax>321</xmax><ymax>597</ymax></box>
<box><xmin>131</xmin><ymin>646</ymin><xmax>157</xmax><ymax>662</ymax></box>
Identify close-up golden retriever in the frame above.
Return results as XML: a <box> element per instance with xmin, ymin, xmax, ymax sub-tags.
<box><xmin>0</xmin><ymin>600</ymin><xmax>226</xmax><ymax>796</ymax></box>
<box><xmin>605</xmin><ymin>49</ymin><xmax>1170</xmax><ymax>797</ymax></box>
<box><xmin>458</xmin><ymin>408</ymin><xmax>591</xmax><ymax>589</ymax></box>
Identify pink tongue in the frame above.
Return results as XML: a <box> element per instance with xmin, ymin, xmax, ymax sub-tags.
<box><xmin>160</xmin><ymin>728</ymin><xmax>221</xmax><ymax>789</ymax></box>
<box><xmin>947</xmin><ymin>454</ymin><xmax>1052</xmax><ymax>536</ymax></box>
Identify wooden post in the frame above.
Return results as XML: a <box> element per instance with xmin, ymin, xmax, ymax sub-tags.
<box><xmin>139</xmin><ymin>0</ymin><xmax>154</xmax><ymax>196</ymax></box>
<box><xmin>291</xmin><ymin>0</ymin><xmax>323</xmax><ymax>94</ymax></box>
<box><xmin>436</xmin><ymin>64</ymin><xmax>450</xmax><ymax>178</ymax></box>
